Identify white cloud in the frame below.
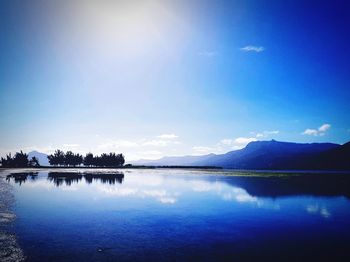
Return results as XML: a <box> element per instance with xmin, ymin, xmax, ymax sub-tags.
<box><xmin>264</xmin><ymin>130</ymin><xmax>279</xmax><ymax>135</ymax></box>
<box><xmin>240</xmin><ymin>45</ymin><xmax>265</xmax><ymax>52</ymax></box>
<box><xmin>234</xmin><ymin>137</ymin><xmax>257</xmax><ymax>145</ymax></box>
<box><xmin>157</xmin><ymin>134</ymin><xmax>178</xmax><ymax>139</ymax></box>
<box><xmin>192</xmin><ymin>129</ymin><xmax>280</xmax><ymax>156</ymax></box>
<box><xmin>303</xmin><ymin>129</ymin><xmax>319</xmax><ymax>136</ymax></box>
<box><xmin>63</xmin><ymin>144</ymin><xmax>79</xmax><ymax>148</ymax></box>
<box><xmin>318</xmin><ymin>124</ymin><xmax>331</xmax><ymax>132</ymax></box>
<box><xmin>251</xmin><ymin>130</ymin><xmax>279</xmax><ymax>138</ymax></box>
<box><xmin>220</xmin><ymin>139</ymin><xmax>234</xmax><ymax>145</ymax></box>
<box><xmin>142</xmin><ymin>140</ymin><xmax>168</xmax><ymax>147</ymax></box>
<box><xmin>97</xmin><ymin>140</ymin><xmax>138</xmax><ymax>151</ymax></box>
<box><xmin>193</xmin><ymin>135</ymin><xmax>260</xmax><ymax>155</ymax></box>
<box><xmin>302</xmin><ymin>123</ymin><xmax>331</xmax><ymax>136</ymax></box>
<box><xmin>219</xmin><ymin>137</ymin><xmax>257</xmax><ymax>147</ymax></box>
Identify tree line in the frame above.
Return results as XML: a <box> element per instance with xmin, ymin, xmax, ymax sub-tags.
<box><xmin>0</xmin><ymin>151</ymin><xmax>39</xmax><ymax>168</ymax></box>
<box><xmin>1</xmin><ymin>150</ymin><xmax>125</xmax><ymax>168</ymax></box>
<box><xmin>48</xmin><ymin>150</ymin><xmax>125</xmax><ymax>167</ymax></box>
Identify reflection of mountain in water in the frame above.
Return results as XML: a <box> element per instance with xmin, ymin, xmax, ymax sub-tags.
<box><xmin>7</xmin><ymin>171</ymin><xmax>350</xmax><ymax>199</ymax></box>
<box><xmin>6</xmin><ymin>172</ymin><xmax>38</xmax><ymax>185</ymax></box>
<box><xmin>222</xmin><ymin>174</ymin><xmax>350</xmax><ymax>198</ymax></box>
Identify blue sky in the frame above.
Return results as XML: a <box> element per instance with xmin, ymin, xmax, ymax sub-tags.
<box><xmin>1</xmin><ymin>0</ymin><xmax>349</xmax><ymax>160</ymax></box>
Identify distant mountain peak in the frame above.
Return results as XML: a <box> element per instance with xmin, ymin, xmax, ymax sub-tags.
<box><xmin>28</xmin><ymin>151</ymin><xmax>49</xmax><ymax>166</ymax></box>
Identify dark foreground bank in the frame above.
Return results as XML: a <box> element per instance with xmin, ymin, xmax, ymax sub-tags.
<box><xmin>0</xmin><ymin>171</ymin><xmax>24</xmax><ymax>262</ymax></box>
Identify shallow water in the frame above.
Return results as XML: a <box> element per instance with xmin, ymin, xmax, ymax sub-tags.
<box><xmin>5</xmin><ymin>169</ymin><xmax>350</xmax><ymax>261</ymax></box>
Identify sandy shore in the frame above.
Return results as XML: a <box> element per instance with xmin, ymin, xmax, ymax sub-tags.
<box><xmin>0</xmin><ymin>170</ymin><xmax>25</xmax><ymax>262</ymax></box>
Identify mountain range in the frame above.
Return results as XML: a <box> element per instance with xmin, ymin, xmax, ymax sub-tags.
<box><xmin>28</xmin><ymin>140</ymin><xmax>350</xmax><ymax>170</ymax></box>
<box><xmin>132</xmin><ymin>140</ymin><xmax>350</xmax><ymax>170</ymax></box>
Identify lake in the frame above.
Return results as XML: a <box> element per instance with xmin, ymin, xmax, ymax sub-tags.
<box><xmin>3</xmin><ymin>169</ymin><xmax>350</xmax><ymax>261</ymax></box>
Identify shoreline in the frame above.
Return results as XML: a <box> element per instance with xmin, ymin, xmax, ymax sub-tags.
<box><xmin>1</xmin><ymin>167</ymin><xmax>350</xmax><ymax>177</ymax></box>
<box><xmin>0</xmin><ymin>170</ymin><xmax>25</xmax><ymax>261</ymax></box>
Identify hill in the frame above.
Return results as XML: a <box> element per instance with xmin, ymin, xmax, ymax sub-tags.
<box><xmin>28</xmin><ymin>151</ymin><xmax>49</xmax><ymax>166</ymax></box>
<box><xmin>133</xmin><ymin>140</ymin><xmax>348</xmax><ymax>170</ymax></box>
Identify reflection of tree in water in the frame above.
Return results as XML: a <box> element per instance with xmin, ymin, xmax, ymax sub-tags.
<box><xmin>6</xmin><ymin>172</ymin><xmax>39</xmax><ymax>185</ymax></box>
<box><xmin>47</xmin><ymin>172</ymin><xmax>124</xmax><ymax>187</ymax></box>
<box><xmin>47</xmin><ymin>172</ymin><xmax>83</xmax><ymax>187</ymax></box>
<box><xmin>84</xmin><ymin>172</ymin><xmax>124</xmax><ymax>185</ymax></box>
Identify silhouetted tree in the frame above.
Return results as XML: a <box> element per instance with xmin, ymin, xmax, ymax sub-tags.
<box><xmin>64</xmin><ymin>151</ymin><xmax>74</xmax><ymax>166</ymax></box>
<box><xmin>0</xmin><ymin>151</ymin><xmax>29</xmax><ymax>168</ymax></box>
<box><xmin>46</xmin><ymin>150</ymin><xmax>125</xmax><ymax>167</ymax></box>
<box><xmin>116</xmin><ymin>153</ymin><xmax>125</xmax><ymax>166</ymax></box>
<box><xmin>73</xmin><ymin>153</ymin><xmax>83</xmax><ymax>167</ymax></box>
<box><xmin>93</xmin><ymin>152</ymin><xmax>125</xmax><ymax>167</ymax></box>
<box><xmin>48</xmin><ymin>150</ymin><xmax>65</xmax><ymax>166</ymax></box>
<box><xmin>13</xmin><ymin>151</ymin><xmax>29</xmax><ymax>167</ymax></box>
<box><xmin>83</xmin><ymin>153</ymin><xmax>94</xmax><ymax>167</ymax></box>
<box><xmin>28</xmin><ymin>156</ymin><xmax>40</xmax><ymax>167</ymax></box>
<box><xmin>1</xmin><ymin>153</ymin><xmax>13</xmax><ymax>167</ymax></box>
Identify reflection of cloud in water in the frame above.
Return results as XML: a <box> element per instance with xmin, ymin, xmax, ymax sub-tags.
<box><xmin>125</xmin><ymin>175</ymin><xmax>164</xmax><ymax>187</ymax></box>
<box><xmin>306</xmin><ymin>204</ymin><xmax>331</xmax><ymax>218</ymax></box>
<box><xmin>192</xmin><ymin>181</ymin><xmax>222</xmax><ymax>192</ymax></box>
<box><xmin>21</xmin><ymin>179</ymin><xmax>56</xmax><ymax>190</ymax></box>
<box><xmin>321</xmin><ymin>208</ymin><xmax>331</xmax><ymax>218</ymax></box>
<box><xmin>98</xmin><ymin>186</ymin><xmax>138</xmax><ymax>197</ymax></box>
<box><xmin>61</xmin><ymin>186</ymin><xmax>79</xmax><ymax>192</ymax></box>
<box><xmin>97</xmin><ymin>185</ymin><xmax>178</xmax><ymax>204</ymax></box>
<box><xmin>222</xmin><ymin>190</ymin><xmax>257</xmax><ymax>203</ymax></box>
<box><xmin>159</xmin><ymin>197</ymin><xmax>176</xmax><ymax>204</ymax></box>
<box><xmin>143</xmin><ymin>189</ymin><xmax>166</xmax><ymax>197</ymax></box>
<box><xmin>191</xmin><ymin>180</ymin><xmax>258</xmax><ymax>203</ymax></box>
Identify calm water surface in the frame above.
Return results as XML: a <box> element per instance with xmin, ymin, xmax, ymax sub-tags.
<box><xmin>6</xmin><ymin>169</ymin><xmax>350</xmax><ymax>261</ymax></box>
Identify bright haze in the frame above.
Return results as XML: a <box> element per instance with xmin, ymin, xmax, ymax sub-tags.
<box><xmin>1</xmin><ymin>0</ymin><xmax>349</xmax><ymax>161</ymax></box>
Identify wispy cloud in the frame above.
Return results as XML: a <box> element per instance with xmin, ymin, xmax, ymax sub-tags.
<box><xmin>62</xmin><ymin>144</ymin><xmax>79</xmax><ymax>148</ymax></box>
<box><xmin>141</xmin><ymin>140</ymin><xmax>169</xmax><ymax>147</ymax></box>
<box><xmin>97</xmin><ymin>140</ymin><xmax>138</xmax><ymax>150</ymax></box>
<box><xmin>157</xmin><ymin>134</ymin><xmax>178</xmax><ymax>139</ymax></box>
<box><xmin>253</xmin><ymin>130</ymin><xmax>279</xmax><ymax>138</ymax></box>
<box><xmin>95</xmin><ymin>134</ymin><xmax>181</xmax><ymax>160</ymax></box>
<box><xmin>302</xmin><ymin>123</ymin><xmax>331</xmax><ymax>136</ymax></box>
<box><xmin>240</xmin><ymin>45</ymin><xmax>265</xmax><ymax>52</ymax></box>
<box><xmin>318</xmin><ymin>124</ymin><xmax>331</xmax><ymax>132</ymax></box>
<box><xmin>233</xmin><ymin>137</ymin><xmax>257</xmax><ymax>145</ymax></box>
<box><xmin>192</xmin><ymin>129</ymin><xmax>280</xmax><ymax>155</ymax></box>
